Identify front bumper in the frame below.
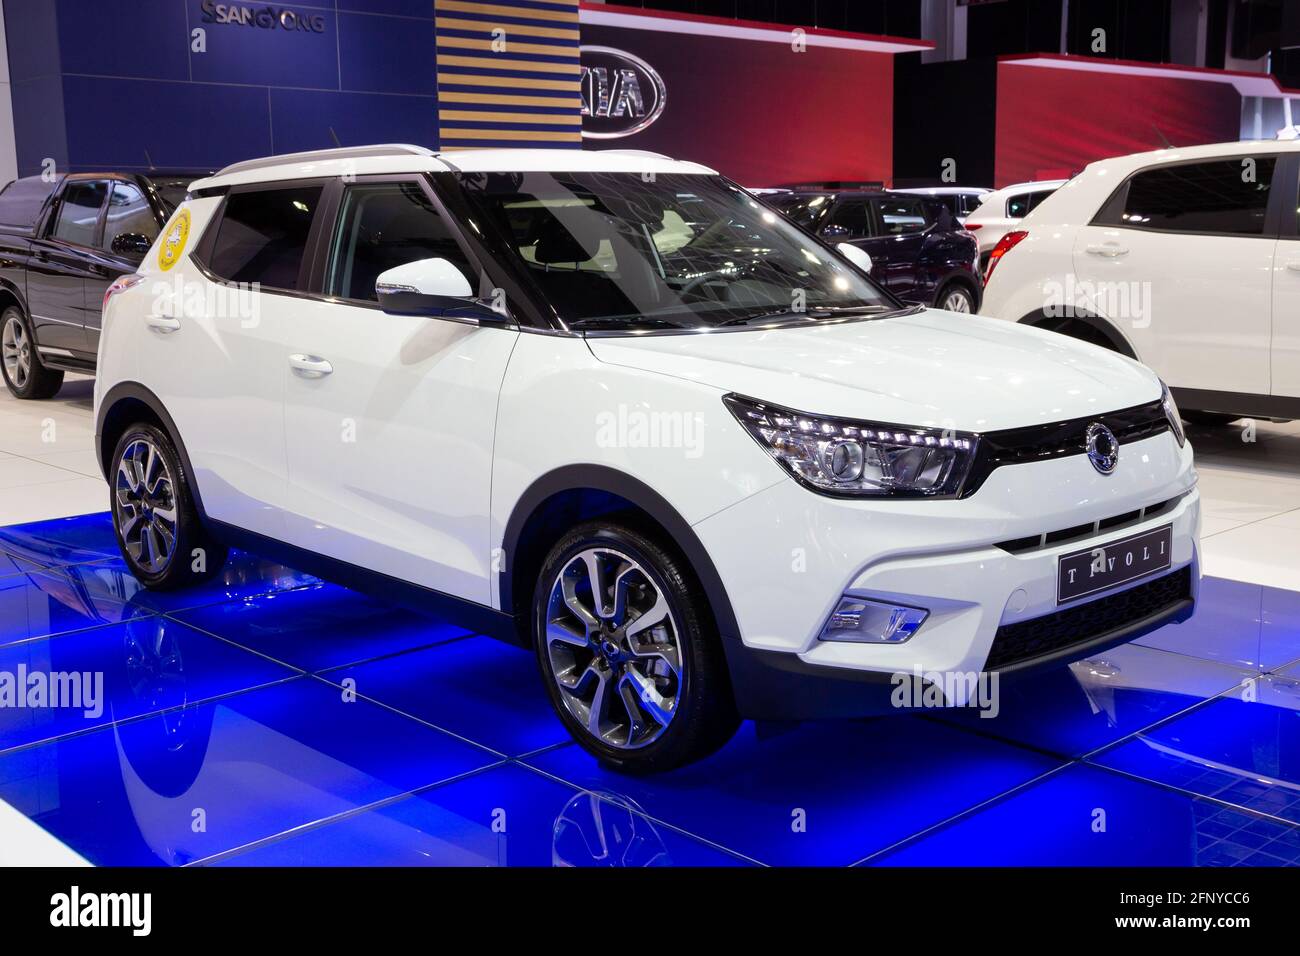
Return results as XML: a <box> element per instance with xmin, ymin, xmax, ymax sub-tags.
<box><xmin>693</xmin><ymin>432</ymin><xmax>1200</xmax><ymax>719</ymax></box>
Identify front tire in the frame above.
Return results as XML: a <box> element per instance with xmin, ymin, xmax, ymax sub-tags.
<box><xmin>1</xmin><ymin>306</ymin><xmax>64</xmax><ymax>399</ymax></box>
<box><xmin>110</xmin><ymin>423</ymin><xmax>227</xmax><ymax>590</ymax></box>
<box><xmin>533</xmin><ymin>522</ymin><xmax>739</xmax><ymax>773</ymax></box>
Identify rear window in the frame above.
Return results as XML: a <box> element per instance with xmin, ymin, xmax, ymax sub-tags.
<box><xmin>206</xmin><ymin>185</ymin><xmax>322</xmax><ymax>290</ymax></box>
<box><xmin>0</xmin><ymin>176</ymin><xmax>60</xmax><ymax>232</ymax></box>
<box><xmin>1007</xmin><ymin>188</ymin><xmax>1054</xmax><ymax>219</ymax></box>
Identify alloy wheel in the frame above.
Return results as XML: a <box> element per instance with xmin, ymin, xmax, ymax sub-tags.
<box><xmin>943</xmin><ymin>290</ymin><xmax>972</xmax><ymax>313</ymax></box>
<box><xmin>2</xmin><ymin>315</ymin><xmax>31</xmax><ymax>388</ymax></box>
<box><xmin>544</xmin><ymin>547</ymin><xmax>683</xmax><ymax>749</ymax></box>
<box><xmin>115</xmin><ymin>438</ymin><xmax>179</xmax><ymax>574</ymax></box>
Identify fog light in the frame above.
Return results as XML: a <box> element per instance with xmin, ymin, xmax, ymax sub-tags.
<box><xmin>819</xmin><ymin>597</ymin><xmax>928</xmax><ymax>644</ymax></box>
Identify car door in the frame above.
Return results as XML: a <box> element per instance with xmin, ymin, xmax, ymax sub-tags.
<box><xmin>870</xmin><ymin>196</ymin><xmax>928</xmax><ymax>301</ymax></box>
<box><xmin>26</xmin><ymin>178</ymin><xmax>109</xmax><ymax>359</ymax></box>
<box><xmin>148</xmin><ymin>181</ymin><xmax>327</xmax><ymax>537</ymax></box>
<box><xmin>83</xmin><ymin>179</ymin><xmax>162</xmax><ymax>354</ymax></box>
<box><xmin>1271</xmin><ymin>155</ymin><xmax>1300</xmax><ymax>398</ymax></box>
<box><xmin>1072</xmin><ymin>156</ymin><xmax>1276</xmax><ymax>395</ymax></box>
<box><xmin>278</xmin><ymin>176</ymin><xmax>519</xmax><ymax>604</ymax></box>
<box><xmin>819</xmin><ymin>198</ymin><xmax>886</xmax><ymax>284</ymax></box>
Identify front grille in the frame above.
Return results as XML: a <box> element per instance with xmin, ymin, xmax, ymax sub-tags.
<box><xmin>995</xmin><ymin>494</ymin><xmax>1182</xmax><ymax>554</ymax></box>
<box><xmin>963</xmin><ymin>399</ymin><xmax>1169</xmax><ymax>496</ymax></box>
<box><xmin>985</xmin><ymin>566</ymin><xmax>1192</xmax><ymax>671</ymax></box>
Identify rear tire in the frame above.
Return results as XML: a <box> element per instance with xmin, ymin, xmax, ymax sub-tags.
<box><xmin>1</xmin><ymin>306</ymin><xmax>63</xmax><ymax>399</ymax></box>
<box><xmin>110</xmin><ymin>423</ymin><xmax>228</xmax><ymax>590</ymax></box>
<box><xmin>936</xmin><ymin>282</ymin><xmax>974</xmax><ymax>314</ymax></box>
<box><xmin>533</xmin><ymin>521</ymin><xmax>739</xmax><ymax>774</ymax></box>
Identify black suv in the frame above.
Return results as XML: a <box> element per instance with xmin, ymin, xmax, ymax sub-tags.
<box><xmin>0</xmin><ymin>170</ymin><xmax>208</xmax><ymax>398</ymax></box>
<box><xmin>763</xmin><ymin>189</ymin><xmax>983</xmax><ymax>314</ymax></box>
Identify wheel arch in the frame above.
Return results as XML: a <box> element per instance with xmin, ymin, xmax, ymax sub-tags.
<box><xmin>0</xmin><ymin>278</ymin><xmax>28</xmax><ymax>318</ymax></box>
<box><xmin>500</xmin><ymin>465</ymin><xmax>743</xmax><ymax>653</ymax></box>
<box><xmin>96</xmin><ymin>382</ymin><xmax>206</xmax><ymax>516</ymax></box>
<box><xmin>934</xmin><ymin>270</ymin><xmax>982</xmax><ymax>310</ymax></box>
<box><xmin>1017</xmin><ymin>308</ymin><xmax>1138</xmax><ymax>359</ymax></box>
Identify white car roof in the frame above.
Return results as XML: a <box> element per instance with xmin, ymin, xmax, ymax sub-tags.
<box><xmin>189</xmin><ymin>145</ymin><xmax>718</xmax><ymax>192</ymax></box>
<box><xmin>988</xmin><ymin>179</ymin><xmax>1070</xmax><ymax>198</ymax></box>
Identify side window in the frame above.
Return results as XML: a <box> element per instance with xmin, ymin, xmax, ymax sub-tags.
<box><xmin>326</xmin><ymin>182</ymin><xmax>476</xmax><ymax>301</ymax></box>
<box><xmin>873</xmin><ymin>198</ymin><xmax>928</xmax><ymax>234</ymax></box>
<box><xmin>103</xmin><ymin>181</ymin><xmax>159</xmax><ymax>254</ymax></box>
<box><xmin>1024</xmin><ymin>189</ymin><xmax>1056</xmax><ymax>215</ymax></box>
<box><xmin>207</xmin><ymin>185</ymin><xmax>322</xmax><ymax>290</ymax></box>
<box><xmin>1117</xmin><ymin>159</ymin><xmax>1276</xmax><ymax>235</ymax></box>
<box><xmin>1007</xmin><ymin>192</ymin><xmax>1031</xmax><ymax>219</ymax></box>
<box><xmin>51</xmin><ymin>180</ymin><xmax>108</xmax><ymax>246</ymax></box>
<box><xmin>823</xmin><ymin>199</ymin><xmax>872</xmax><ymax>239</ymax></box>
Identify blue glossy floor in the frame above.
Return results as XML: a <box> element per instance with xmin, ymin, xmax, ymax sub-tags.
<box><xmin>2</xmin><ymin>513</ymin><xmax>1300</xmax><ymax>867</ymax></box>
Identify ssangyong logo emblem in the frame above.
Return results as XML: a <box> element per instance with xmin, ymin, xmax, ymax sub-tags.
<box><xmin>1085</xmin><ymin>422</ymin><xmax>1119</xmax><ymax>475</ymax></box>
<box><xmin>200</xmin><ymin>1</ymin><xmax>326</xmax><ymax>33</ymax></box>
<box><xmin>580</xmin><ymin>46</ymin><xmax>666</xmax><ymax>139</ymax></box>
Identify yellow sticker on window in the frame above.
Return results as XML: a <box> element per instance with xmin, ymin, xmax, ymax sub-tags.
<box><xmin>158</xmin><ymin>208</ymin><xmax>191</xmax><ymax>272</ymax></box>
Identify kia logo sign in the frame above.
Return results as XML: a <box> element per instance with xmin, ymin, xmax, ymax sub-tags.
<box><xmin>580</xmin><ymin>46</ymin><xmax>666</xmax><ymax>139</ymax></box>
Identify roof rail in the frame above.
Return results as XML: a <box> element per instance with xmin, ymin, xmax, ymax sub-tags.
<box><xmin>214</xmin><ymin>144</ymin><xmax>437</xmax><ymax>177</ymax></box>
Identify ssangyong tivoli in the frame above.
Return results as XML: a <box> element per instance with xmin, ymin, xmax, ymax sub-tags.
<box><xmin>94</xmin><ymin>145</ymin><xmax>1200</xmax><ymax>771</ymax></box>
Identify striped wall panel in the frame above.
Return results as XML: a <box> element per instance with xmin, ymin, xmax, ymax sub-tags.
<box><xmin>435</xmin><ymin>0</ymin><xmax>582</xmax><ymax>150</ymax></box>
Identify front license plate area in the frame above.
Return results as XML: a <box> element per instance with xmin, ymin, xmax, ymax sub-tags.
<box><xmin>1057</xmin><ymin>525</ymin><xmax>1173</xmax><ymax>604</ymax></box>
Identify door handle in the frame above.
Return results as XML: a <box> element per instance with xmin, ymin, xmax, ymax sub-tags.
<box><xmin>145</xmin><ymin>316</ymin><xmax>181</xmax><ymax>334</ymax></box>
<box><xmin>288</xmin><ymin>353</ymin><xmax>333</xmax><ymax>378</ymax></box>
<box><xmin>1285</xmin><ymin>260</ymin><xmax>1300</xmax><ymax>273</ymax></box>
<box><xmin>1085</xmin><ymin>244</ymin><xmax>1129</xmax><ymax>258</ymax></box>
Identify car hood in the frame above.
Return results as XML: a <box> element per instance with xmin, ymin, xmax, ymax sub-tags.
<box><xmin>585</xmin><ymin>309</ymin><xmax>1161</xmax><ymax>432</ymax></box>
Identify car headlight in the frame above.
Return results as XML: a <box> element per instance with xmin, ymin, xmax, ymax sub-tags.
<box><xmin>724</xmin><ymin>394</ymin><xmax>979</xmax><ymax>498</ymax></box>
<box><xmin>1160</xmin><ymin>381</ymin><xmax>1185</xmax><ymax>447</ymax></box>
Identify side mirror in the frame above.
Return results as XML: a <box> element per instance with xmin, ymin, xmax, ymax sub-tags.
<box><xmin>375</xmin><ymin>258</ymin><xmax>508</xmax><ymax>324</ymax></box>
<box><xmin>836</xmin><ymin>242</ymin><xmax>873</xmax><ymax>275</ymax></box>
<box><xmin>110</xmin><ymin>232</ymin><xmax>152</xmax><ymax>257</ymax></box>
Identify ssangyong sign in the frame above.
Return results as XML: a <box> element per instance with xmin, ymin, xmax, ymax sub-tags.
<box><xmin>199</xmin><ymin>2</ymin><xmax>327</xmax><ymax>33</ymax></box>
<box><xmin>580</xmin><ymin>46</ymin><xmax>666</xmax><ymax>139</ymax></box>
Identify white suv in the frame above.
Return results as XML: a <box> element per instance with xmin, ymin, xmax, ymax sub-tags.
<box><xmin>94</xmin><ymin>145</ymin><xmax>1200</xmax><ymax>771</ymax></box>
<box><xmin>980</xmin><ymin>141</ymin><xmax>1300</xmax><ymax>422</ymax></box>
<box><xmin>963</xmin><ymin>179</ymin><xmax>1067</xmax><ymax>273</ymax></box>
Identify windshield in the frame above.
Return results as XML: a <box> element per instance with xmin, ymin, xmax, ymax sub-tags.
<box><xmin>453</xmin><ymin>172</ymin><xmax>894</xmax><ymax>331</ymax></box>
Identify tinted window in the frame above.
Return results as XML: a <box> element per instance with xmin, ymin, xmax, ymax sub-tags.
<box><xmin>1116</xmin><ymin>159</ymin><xmax>1275</xmax><ymax>235</ymax></box>
<box><xmin>824</xmin><ymin>199</ymin><xmax>872</xmax><ymax>239</ymax></box>
<box><xmin>959</xmin><ymin>193</ymin><xmax>985</xmax><ymax>216</ymax></box>
<box><xmin>0</xmin><ymin>176</ymin><xmax>60</xmax><ymax>232</ymax></box>
<box><xmin>1006</xmin><ymin>189</ymin><xmax>1054</xmax><ymax>218</ymax></box>
<box><xmin>873</xmin><ymin>197</ymin><xmax>928</xmax><ymax>234</ymax></box>
<box><xmin>51</xmin><ymin>180</ymin><xmax>108</xmax><ymax>246</ymax></box>
<box><xmin>147</xmin><ymin>178</ymin><xmax>193</xmax><ymax>214</ymax></box>
<box><xmin>327</xmin><ymin>182</ymin><xmax>474</xmax><ymax>302</ymax></box>
<box><xmin>103</xmin><ymin>181</ymin><xmax>159</xmax><ymax>253</ymax></box>
<box><xmin>207</xmin><ymin>186</ymin><xmax>321</xmax><ymax>289</ymax></box>
<box><xmin>766</xmin><ymin>192</ymin><xmax>833</xmax><ymax>230</ymax></box>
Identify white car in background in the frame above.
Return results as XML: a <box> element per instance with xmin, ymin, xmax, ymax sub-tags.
<box><xmin>964</xmin><ymin>179</ymin><xmax>1067</xmax><ymax>272</ymax></box>
<box><xmin>979</xmin><ymin>140</ymin><xmax>1300</xmax><ymax>423</ymax></box>
<box><xmin>94</xmin><ymin>145</ymin><xmax>1199</xmax><ymax>771</ymax></box>
<box><xmin>892</xmin><ymin>186</ymin><xmax>991</xmax><ymax>223</ymax></box>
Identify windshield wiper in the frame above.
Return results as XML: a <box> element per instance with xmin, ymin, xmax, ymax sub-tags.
<box><xmin>712</xmin><ymin>305</ymin><xmax>897</xmax><ymax>328</ymax></box>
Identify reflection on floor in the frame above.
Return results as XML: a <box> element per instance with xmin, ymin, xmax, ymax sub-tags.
<box><xmin>1</xmin><ymin>513</ymin><xmax>1299</xmax><ymax>867</ymax></box>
